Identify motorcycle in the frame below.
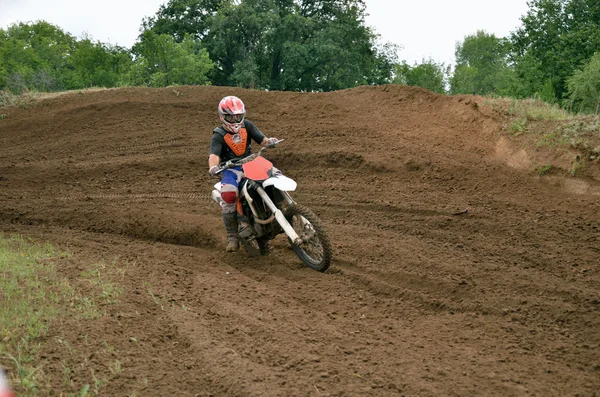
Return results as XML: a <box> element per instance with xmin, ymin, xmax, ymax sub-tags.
<box><xmin>211</xmin><ymin>140</ymin><xmax>332</xmax><ymax>272</ymax></box>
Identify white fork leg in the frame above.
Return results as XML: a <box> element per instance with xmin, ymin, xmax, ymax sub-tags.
<box><xmin>256</xmin><ymin>187</ymin><xmax>302</xmax><ymax>245</ymax></box>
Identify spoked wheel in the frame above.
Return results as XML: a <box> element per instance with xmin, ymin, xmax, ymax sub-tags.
<box><xmin>285</xmin><ymin>204</ymin><xmax>332</xmax><ymax>272</ymax></box>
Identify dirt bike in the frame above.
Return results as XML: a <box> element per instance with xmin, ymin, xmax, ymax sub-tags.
<box><xmin>211</xmin><ymin>140</ymin><xmax>332</xmax><ymax>272</ymax></box>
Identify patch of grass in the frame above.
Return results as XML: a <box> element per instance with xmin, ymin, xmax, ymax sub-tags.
<box><xmin>80</xmin><ymin>259</ymin><xmax>125</xmax><ymax>305</ymax></box>
<box><xmin>508</xmin><ymin>97</ymin><xmax>573</xmax><ymax>121</ymax></box>
<box><xmin>90</xmin><ymin>369</ymin><xmax>104</xmax><ymax>395</ymax></box>
<box><xmin>0</xmin><ymin>234</ymin><xmax>66</xmax><ymax>393</ymax></box>
<box><xmin>0</xmin><ymin>235</ymin><xmax>128</xmax><ymax>395</ymax></box>
<box><xmin>78</xmin><ymin>384</ymin><xmax>90</xmax><ymax>397</ymax></box>
<box><xmin>532</xmin><ymin>118</ymin><xmax>600</xmax><ymax>161</ymax></box>
<box><xmin>62</xmin><ymin>362</ymin><xmax>74</xmax><ymax>387</ymax></box>
<box><xmin>558</xmin><ymin>118</ymin><xmax>600</xmax><ymax>155</ymax></box>
<box><xmin>0</xmin><ymin>114</ymin><xmax>6</xmax><ymax>120</ymax></box>
<box><xmin>509</xmin><ymin>117</ymin><xmax>528</xmax><ymax>135</ymax></box>
<box><xmin>145</xmin><ymin>282</ymin><xmax>166</xmax><ymax>311</ymax></box>
<box><xmin>536</xmin><ymin>131</ymin><xmax>570</xmax><ymax>148</ymax></box>
<box><xmin>488</xmin><ymin>96</ymin><xmax>600</xmax><ymax>177</ymax></box>
<box><xmin>536</xmin><ymin>164</ymin><xmax>554</xmax><ymax>176</ymax></box>
<box><xmin>571</xmin><ymin>155</ymin><xmax>586</xmax><ymax>176</ymax></box>
<box><xmin>0</xmin><ymin>90</ymin><xmax>38</xmax><ymax>108</ymax></box>
<box><xmin>485</xmin><ymin>96</ymin><xmax>573</xmax><ymax>121</ymax></box>
<box><xmin>0</xmin><ymin>88</ymin><xmax>113</xmax><ymax>108</ymax></box>
<box><xmin>109</xmin><ymin>359</ymin><xmax>122</xmax><ymax>375</ymax></box>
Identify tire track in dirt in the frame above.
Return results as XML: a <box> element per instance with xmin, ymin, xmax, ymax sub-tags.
<box><xmin>55</xmin><ymin>191</ymin><xmax>212</xmax><ymax>201</ymax></box>
<box><xmin>3</xmin><ymin>138</ymin><xmax>199</xmax><ymax>168</ymax></box>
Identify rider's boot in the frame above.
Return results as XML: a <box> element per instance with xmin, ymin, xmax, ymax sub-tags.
<box><xmin>258</xmin><ymin>239</ymin><xmax>270</xmax><ymax>255</ymax></box>
<box><xmin>222</xmin><ymin>212</ymin><xmax>240</xmax><ymax>252</ymax></box>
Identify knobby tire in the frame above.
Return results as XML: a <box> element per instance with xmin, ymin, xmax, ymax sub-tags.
<box><xmin>285</xmin><ymin>204</ymin><xmax>332</xmax><ymax>272</ymax></box>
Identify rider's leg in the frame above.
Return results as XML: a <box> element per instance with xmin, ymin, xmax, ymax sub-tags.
<box><xmin>221</xmin><ymin>185</ymin><xmax>239</xmax><ymax>252</ymax></box>
<box><xmin>220</xmin><ymin>169</ymin><xmax>243</xmax><ymax>252</ymax></box>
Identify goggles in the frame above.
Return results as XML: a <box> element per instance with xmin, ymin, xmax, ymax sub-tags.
<box><xmin>224</xmin><ymin>113</ymin><xmax>244</xmax><ymax>123</ymax></box>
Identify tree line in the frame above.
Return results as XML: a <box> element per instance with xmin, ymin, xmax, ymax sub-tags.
<box><xmin>1</xmin><ymin>0</ymin><xmax>598</xmax><ymax>113</ymax></box>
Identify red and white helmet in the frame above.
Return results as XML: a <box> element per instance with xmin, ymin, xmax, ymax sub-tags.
<box><xmin>218</xmin><ymin>96</ymin><xmax>246</xmax><ymax>133</ymax></box>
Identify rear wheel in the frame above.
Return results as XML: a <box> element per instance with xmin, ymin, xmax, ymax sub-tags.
<box><xmin>285</xmin><ymin>204</ymin><xmax>332</xmax><ymax>272</ymax></box>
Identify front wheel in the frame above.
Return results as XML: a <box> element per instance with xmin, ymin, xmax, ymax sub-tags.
<box><xmin>285</xmin><ymin>204</ymin><xmax>332</xmax><ymax>272</ymax></box>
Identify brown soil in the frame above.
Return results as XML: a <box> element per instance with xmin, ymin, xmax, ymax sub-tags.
<box><xmin>1</xmin><ymin>85</ymin><xmax>599</xmax><ymax>396</ymax></box>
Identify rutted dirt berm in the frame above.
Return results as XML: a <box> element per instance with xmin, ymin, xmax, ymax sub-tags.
<box><xmin>0</xmin><ymin>85</ymin><xmax>598</xmax><ymax>396</ymax></box>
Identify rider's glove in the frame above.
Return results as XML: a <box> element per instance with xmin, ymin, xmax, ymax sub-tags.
<box><xmin>208</xmin><ymin>165</ymin><xmax>219</xmax><ymax>178</ymax></box>
<box><xmin>266</xmin><ymin>137</ymin><xmax>279</xmax><ymax>147</ymax></box>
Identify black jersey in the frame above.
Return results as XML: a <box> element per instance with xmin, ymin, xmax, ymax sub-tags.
<box><xmin>209</xmin><ymin>120</ymin><xmax>266</xmax><ymax>162</ymax></box>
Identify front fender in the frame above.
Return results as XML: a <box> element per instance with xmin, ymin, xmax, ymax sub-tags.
<box><xmin>262</xmin><ymin>175</ymin><xmax>297</xmax><ymax>191</ymax></box>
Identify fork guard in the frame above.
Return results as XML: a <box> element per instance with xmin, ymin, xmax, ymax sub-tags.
<box><xmin>255</xmin><ymin>186</ymin><xmax>302</xmax><ymax>245</ymax></box>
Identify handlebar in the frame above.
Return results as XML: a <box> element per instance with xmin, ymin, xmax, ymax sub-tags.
<box><xmin>214</xmin><ymin>139</ymin><xmax>284</xmax><ymax>175</ymax></box>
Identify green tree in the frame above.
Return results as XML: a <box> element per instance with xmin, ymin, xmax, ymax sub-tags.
<box><xmin>567</xmin><ymin>52</ymin><xmax>600</xmax><ymax>113</ymax></box>
<box><xmin>511</xmin><ymin>0</ymin><xmax>600</xmax><ymax>101</ymax></box>
<box><xmin>66</xmin><ymin>37</ymin><xmax>133</xmax><ymax>89</ymax></box>
<box><xmin>141</xmin><ymin>0</ymin><xmax>397</xmax><ymax>91</ymax></box>
<box><xmin>0</xmin><ymin>21</ymin><xmax>132</xmax><ymax>92</ymax></box>
<box><xmin>129</xmin><ymin>31</ymin><xmax>214</xmax><ymax>87</ymax></box>
<box><xmin>141</xmin><ymin>0</ymin><xmax>224</xmax><ymax>41</ymax></box>
<box><xmin>393</xmin><ymin>59</ymin><xmax>448</xmax><ymax>94</ymax></box>
<box><xmin>203</xmin><ymin>0</ymin><xmax>274</xmax><ymax>87</ymax></box>
<box><xmin>450</xmin><ymin>30</ymin><xmax>516</xmax><ymax>96</ymax></box>
<box><xmin>0</xmin><ymin>21</ymin><xmax>76</xmax><ymax>92</ymax></box>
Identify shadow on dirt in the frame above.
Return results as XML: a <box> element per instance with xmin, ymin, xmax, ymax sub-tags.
<box><xmin>4</xmin><ymin>210</ymin><xmax>219</xmax><ymax>249</ymax></box>
<box><xmin>85</xmin><ymin>212</ymin><xmax>219</xmax><ymax>248</ymax></box>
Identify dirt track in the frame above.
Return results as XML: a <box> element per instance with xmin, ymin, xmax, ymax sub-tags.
<box><xmin>0</xmin><ymin>85</ymin><xmax>599</xmax><ymax>396</ymax></box>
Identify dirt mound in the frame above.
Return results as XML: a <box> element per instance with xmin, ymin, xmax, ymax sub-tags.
<box><xmin>1</xmin><ymin>85</ymin><xmax>599</xmax><ymax>396</ymax></box>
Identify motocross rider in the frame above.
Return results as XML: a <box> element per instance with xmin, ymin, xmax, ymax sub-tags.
<box><xmin>208</xmin><ymin>95</ymin><xmax>278</xmax><ymax>252</ymax></box>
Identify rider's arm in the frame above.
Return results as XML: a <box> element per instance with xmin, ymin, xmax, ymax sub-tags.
<box><xmin>209</xmin><ymin>133</ymin><xmax>223</xmax><ymax>171</ymax></box>
<box><xmin>208</xmin><ymin>154</ymin><xmax>220</xmax><ymax>169</ymax></box>
<box><xmin>244</xmin><ymin>120</ymin><xmax>267</xmax><ymax>145</ymax></box>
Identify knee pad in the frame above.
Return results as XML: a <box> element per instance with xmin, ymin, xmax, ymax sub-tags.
<box><xmin>221</xmin><ymin>191</ymin><xmax>237</xmax><ymax>204</ymax></box>
<box><xmin>221</xmin><ymin>184</ymin><xmax>238</xmax><ymax>204</ymax></box>
<box><xmin>221</xmin><ymin>184</ymin><xmax>238</xmax><ymax>213</ymax></box>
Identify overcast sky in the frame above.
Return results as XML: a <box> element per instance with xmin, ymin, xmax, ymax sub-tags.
<box><xmin>0</xmin><ymin>0</ymin><xmax>530</xmax><ymax>67</ymax></box>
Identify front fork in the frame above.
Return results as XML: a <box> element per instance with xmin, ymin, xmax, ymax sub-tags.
<box><xmin>255</xmin><ymin>187</ymin><xmax>302</xmax><ymax>245</ymax></box>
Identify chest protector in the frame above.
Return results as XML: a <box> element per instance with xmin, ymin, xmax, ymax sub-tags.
<box><xmin>223</xmin><ymin>128</ymin><xmax>248</xmax><ymax>157</ymax></box>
